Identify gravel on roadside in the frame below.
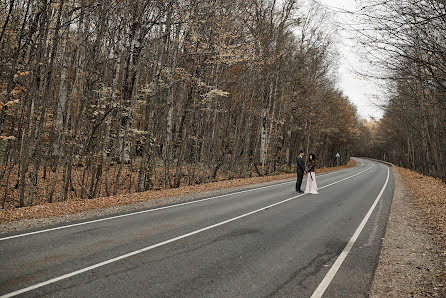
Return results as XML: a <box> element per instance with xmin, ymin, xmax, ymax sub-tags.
<box><xmin>369</xmin><ymin>168</ymin><xmax>446</xmax><ymax>297</ymax></box>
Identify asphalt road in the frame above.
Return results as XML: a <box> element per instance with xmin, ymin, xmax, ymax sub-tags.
<box><xmin>0</xmin><ymin>158</ymin><xmax>394</xmax><ymax>298</ymax></box>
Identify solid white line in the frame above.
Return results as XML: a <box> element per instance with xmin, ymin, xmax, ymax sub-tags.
<box><xmin>1</xmin><ymin>163</ymin><xmax>374</xmax><ymax>298</ymax></box>
<box><xmin>0</xmin><ymin>161</ymin><xmax>363</xmax><ymax>242</ymax></box>
<box><xmin>310</xmin><ymin>166</ymin><xmax>390</xmax><ymax>298</ymax></box>
<box><xmin>0</xmin><ymin>181</ymin><xmax>292</xmax><ymax>241</ymax></box>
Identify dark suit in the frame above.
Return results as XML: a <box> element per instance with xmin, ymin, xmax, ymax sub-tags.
<box><xmin>296</xmin><ymin>155</ymin><xmax>305</xmax><ymax>191</ymax></box>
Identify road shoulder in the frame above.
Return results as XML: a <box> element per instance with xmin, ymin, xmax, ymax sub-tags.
<box><xmin>0</xmin><ymin>161</ymin><xmax>359</xmax><ymax>235</ymax></box>
<box><xmin>370</xmin><ymin>167</ymin><xmax>445</xmax><ymax>297</ymax></box>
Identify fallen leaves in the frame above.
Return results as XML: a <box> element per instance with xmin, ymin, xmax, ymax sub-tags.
<box><xmin>0</xmin><ymin>160</ymin><xmax>357</xmax><ymax>223</ymax></box>
<box><xmin>398</xmin><ymin>166</ymin><xmax>446</xmax><ymax>295</ymax></box>
<box><xmin>399</xmin><ymin>167</ymin><xmax>446</xmax><ymax>251</ymax></box>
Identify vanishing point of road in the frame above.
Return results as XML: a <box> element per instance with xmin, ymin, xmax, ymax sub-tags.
<box><xmin>0</xmin><ymin>158</ymin><xmax>394</xmax><ymax>297</ymax></box>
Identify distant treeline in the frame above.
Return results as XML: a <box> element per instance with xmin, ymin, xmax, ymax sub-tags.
<box><xmin>353</xmin><ymin>0</ymin><xmax>446</xmax><ymax>181</ymax></box>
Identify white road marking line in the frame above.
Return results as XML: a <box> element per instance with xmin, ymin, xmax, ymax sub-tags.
<box><xmin>0</xmin><ymin>161</ymin><xmax>363</xmax><ymax>242</ymax></box>
<box><xmin>311</xmin><ymin>165</ymin><xmax>390</xmax><ymax>298</ymax></box>
<box><xmin>0</xmin><ymin>163</ymin><xmax>374</xmax><ymax>298</ymax></box>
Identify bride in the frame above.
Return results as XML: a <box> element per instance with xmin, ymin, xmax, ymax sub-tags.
<box><xmin>305</xmin><ymin>153</ymin><xmax>318</xmax><ymax>194</ymax></box>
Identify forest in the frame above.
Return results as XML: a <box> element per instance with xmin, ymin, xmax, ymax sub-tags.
<box><xmin>352</xmin><ymin>0</ymin><xmax>446</xmax><ymax>182</ymax></box>
<box><xmin>0</xmin><ymin>0</ymin><xmax>360</xmax><ymax>209</ymax></box>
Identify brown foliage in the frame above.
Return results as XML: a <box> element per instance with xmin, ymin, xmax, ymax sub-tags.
<box><xmin>399</xmin><ymin>166</ymin><xmax>446</xmax><ymax>259</ymax></box>
<box><xmin>0</xmin><ymin>160</ymin><xmax>356</xmax><ymax>223</ymax></box>
<box><xmin>399</xmin><ymin>166</ymin><xmax>446</xmax><ymax>294</ymax></box>
<box><xmin>0</xmin><ymin>0</ymin><xmax>359</xmax><ymax>210</ymax></box>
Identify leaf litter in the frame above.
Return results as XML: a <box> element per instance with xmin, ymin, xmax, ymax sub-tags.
<box><xmin>0</xmin><ymin>160</ymin><xmax>357</xmax><ymax>223</ymax></box>
<box><xmin>398</xmin><ymin>167</ymin><xmax>446</xmax><ymax>296</ymax></box>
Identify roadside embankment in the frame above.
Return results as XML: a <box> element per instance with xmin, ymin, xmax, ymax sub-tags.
<box><xmin>0</xmin><ymin>160</ymin><xmax>356</xmax><ymax>231</ymax></box>
<box><xmin>370</xmin><ymin>167</ymin><xmax>445</xmax><ymax>297</ymax></box>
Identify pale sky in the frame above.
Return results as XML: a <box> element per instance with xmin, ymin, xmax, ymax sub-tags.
<box><xmin>314</xmin><ymin>0</ymin><xmax>384</xmax><ymax>120</ymax></box>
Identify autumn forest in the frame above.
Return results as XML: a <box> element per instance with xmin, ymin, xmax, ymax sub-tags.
<box><xmin>353</xmin><ymin>0</ymin><xmax>446</xmax><ymax>182</ymax></box>
<box><xmin>0</xmin><ymin>0</ymin><xmax>444</xmax><ymax>210</ymax></box>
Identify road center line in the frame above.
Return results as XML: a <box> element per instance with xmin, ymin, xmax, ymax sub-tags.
<box><xmin>0</xmin><ymin>160</ymin><xmax>364</xmax><ymax>242</ymax></box>
<box><xmin>0</xmin><ymin>162</ymin><xmax>373</xmax><ymax>298</ymax></box>
<box><xmin>311</xmin><ymin>165</ymin><xmax>390</xmax><ymax>298</ymax></box>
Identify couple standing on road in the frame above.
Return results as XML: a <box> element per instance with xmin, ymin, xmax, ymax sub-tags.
<box><xmin>296</xmin><ymin>150</ymin><xmax>318</xmax><ymax>194</ymax></box>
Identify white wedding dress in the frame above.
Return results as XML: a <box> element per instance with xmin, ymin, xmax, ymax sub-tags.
<box><xmin>305</xmin><ymin>172</ymin><xmax>318</xmax><ymax>194</ymax></box>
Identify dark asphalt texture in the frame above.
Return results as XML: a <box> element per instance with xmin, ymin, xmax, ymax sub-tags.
<box><xmin>0</xmin><ymin>158</ymin><xmax>394</xmax><ymax>297</ymax></box>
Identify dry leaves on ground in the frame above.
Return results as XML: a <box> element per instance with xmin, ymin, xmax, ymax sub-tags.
<box><xmin>399</xmin><ymin>167</ymin><xmax>446</xmax><ymax>251</ymax></box>
<box><xmin>0</xmin><ymin>160</ymin><xmax>356</xmax><ymax>223</ymax></box>
<box><xmin>398</xmin><ymin>166</ymin><xmax>446</xmax><ymax>294</ymax></box>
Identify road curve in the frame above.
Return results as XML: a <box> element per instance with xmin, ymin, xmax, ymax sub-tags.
<box><xmin>0</xmin><ymin>158</ymin><xmax>394</xmax><ymax>297</ymax></box>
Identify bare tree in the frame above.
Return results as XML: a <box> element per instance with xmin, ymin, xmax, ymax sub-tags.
<box><xmin>0</xmin><ymin>0</ymin><xmax>361</xmax><ymax>208</ymax></box>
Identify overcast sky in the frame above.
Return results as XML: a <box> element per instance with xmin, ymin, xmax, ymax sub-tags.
<box><xmin>314</xmin><ymin>0</ymin><xmax>384</xmax><ymax>120</ymax></box>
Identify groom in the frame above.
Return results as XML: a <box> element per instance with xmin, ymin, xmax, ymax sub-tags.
<box><xmin>296</xmin><ymin>150</ymin><xmax>306</xmax><ymax>193</ymax></box>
